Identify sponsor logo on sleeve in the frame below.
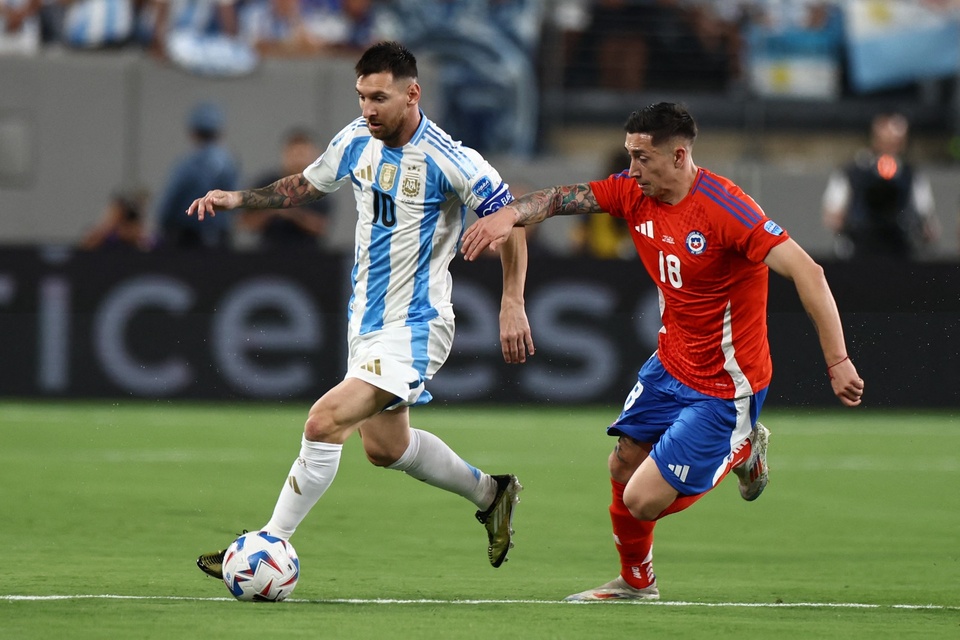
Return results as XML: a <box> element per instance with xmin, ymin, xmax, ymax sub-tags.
<box><xmin>472</xmin><ymin>177</ymin><xmax>494</xmax><ymax>199</ymax></box>
<box><xmin>763</xmin><ymin>220</ymin><xmax>784</xmax><ymax>236</ymax></box>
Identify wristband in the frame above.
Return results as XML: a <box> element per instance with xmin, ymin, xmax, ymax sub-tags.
<box><xmin>827</xmin><ymin>355</ymin><xmax>849</xmax><ymax>378</ymax></box>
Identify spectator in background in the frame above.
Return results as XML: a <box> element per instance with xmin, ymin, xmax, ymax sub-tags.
<box><xmin>326</xmin><ymin>0</ymin><xmax>378</xmax><ymax>51</ymax></box>
<box><xmin>80</xmin><ymin>188</ymin><xmax>154</xmax><ymax>251</ymax></box>
<box><xmin>0</xmin><ymin>0</ymin><xmax>42</xmax><ymax>55</ymax></box>
<box><xmin>140</xmin><ymin>0</ymin><xmax>256</xmax><ymax>76</ymax></box>
<box><xmin>574</xmin><ymin>0</ymin><xmax>651</xmax><ymax>91</ymax></box>
<box><xmin>239</xmin><ymin>0</ymin><xmax>376</xmax><ymax>57</ymax></box>
<box><xmin>154</xmin><ymin>102</ymin><xmax>239</xmax><ymax>249</ymax></box>
<box><xmin>822</xmin><ymin>112</ymin><xmax>941</xmax><ymax>260</ymax></box>
<box><xmin>562</xmin><ymin>0</ymin><xmax>741</xmax><ymax>92</ymax></box>
<box><xmin>742</xmin><ymin>0</ymin><xmax>844</xmax><ymax>99</ymax></box>
<box><xmin>60</xmin><ymin>0</ymin><xmax>135</xmax><ymax>49</ymax></box>
<box><xmin>381</xmin><ymin>0</ymin><xmax>544</xmax><ymax>155</ymax></box>
<box><xmin>140</xmin><ymin>0</ymin><xmax>235</xmax><ymax>55</ymax></box>
<box><xmin>679</xmin><ymin>0</ymin><xmax>747</xmax><ymax>88</ymax></box>
<box><xmin>235</xmin><ymin>128</ymin><xmax>331</xmax><ymax>250</ymax></box>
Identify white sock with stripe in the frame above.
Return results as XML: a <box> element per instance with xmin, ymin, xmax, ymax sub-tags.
<box><xmin>388</xmin><ymin>428</ymin><xmax>496</xmax><ymax>509</ymax></box>
<box><xmin>262</xmin><ymin>436</ymin><xmax>342</xmax><ymax>539</ymax></box>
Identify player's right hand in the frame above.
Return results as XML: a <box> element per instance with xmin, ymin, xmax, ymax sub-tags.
<box><xmin>187</xmin><ymin>190</ymin><xmax>241</xmax><ymax>221</ymax></box>
<box><xmin>461</xmin><ymin>207</ymin><xmax>517</xmax><ymax>261</ymax></box>
<box><xmin>829</xmin><ymin>358</ymin><xmax>864</xmax><ymax>407</ymax></box>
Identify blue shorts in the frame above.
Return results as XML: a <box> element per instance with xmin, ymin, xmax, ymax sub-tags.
<box><xmin>609</xmin><ymin>354</ymin><xmax>767</xmax><ymax>495</ymax></box>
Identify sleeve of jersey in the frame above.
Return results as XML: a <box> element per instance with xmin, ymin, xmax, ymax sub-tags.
<box><xmin>718</xmin><ymin>192</ymin><xmax>790</xmax><ymax>262</ymax></box>
<box><xmin>588</xmin><ymin>178</ymin><xmax>628</xmax><ymax>219</ymax></box>
<box><xmin>742</xmin><ymin>218</ymin><xmax>790</xmax><ymax>262</ymax></box>
<box><xmin>302</xmin><ymin>121</ymin><xmax>362</xmax><ymax>193</ymax></box>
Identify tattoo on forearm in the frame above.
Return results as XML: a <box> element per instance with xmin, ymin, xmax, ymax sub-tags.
<box><xmin>558</xmin><ymin>184</ymin><xmax>601</xmax><ymax>215</ymax></box>
<box><xmin>240</xmin><ymin>174</ymin><xmax>323</xmax><ymax>209</ymax></box>
<box><xmin>512</xmin><ymin>184</ymin><xmax>600</xmax><ymax>224</ymax></box>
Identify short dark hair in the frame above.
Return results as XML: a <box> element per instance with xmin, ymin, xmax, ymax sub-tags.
<box><xmin>355</xmin><ymin>41</ymin><xmax>418</xmax><ymax>80</ymax></box>
<box><xmin>283</xmin><ymin>127</ymin><xmax>318</xmax><ymax>146</ymax></box>
<box><xmin>624</xmin><ymin>103</ymin><xmax>697</xmax><ymax>147</ymax></box>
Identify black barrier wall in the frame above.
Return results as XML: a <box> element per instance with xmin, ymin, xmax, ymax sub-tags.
<box><xmin>0</xmin><ymin>247</ymin><xmax>957</xmax><ymax>407</ymax></box>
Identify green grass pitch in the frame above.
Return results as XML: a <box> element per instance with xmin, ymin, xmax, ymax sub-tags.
<box><xmin>1</xmin><ymin>401</ymin><xmax>958</xmax><ymax>639</ymax></box>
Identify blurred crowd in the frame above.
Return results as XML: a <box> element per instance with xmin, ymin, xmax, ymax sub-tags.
<box><xmin>0</xmin><ymin>0</ymin><xmax>377</xmax><ymax>62</ymax></box>
<box><xmin>3</xmin><ymin>0</ymin><xmax>955</xmax><ymax>260</ymax></box>
<box><xmin>80</xmin><ymin>99</ymin><xmax>944</xmax><ymax>263</ymax></box>
<box><xmin>4</xmin><ymin>1</ymin><xmax>958</xmax><ymax>111</ymax></box>
<box><xmin>5</xmin><ymin>1</ymin><xmax>954</xmax><ymax>90</ymax></box>
<box><xmin>80</xmin><ymin>102</ymin><xmax>334</xmax><ymax>253</ymax></box>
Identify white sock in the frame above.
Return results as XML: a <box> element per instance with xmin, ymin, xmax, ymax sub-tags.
<box><xmin>387</xmin><ymin>428</ymin><xmax>496</xmax><ymax>509</ymax></box>
<box><xmin>262</xmin><ymin>436</ymin><xmax>342</xmax><ymax>539</ymax></box>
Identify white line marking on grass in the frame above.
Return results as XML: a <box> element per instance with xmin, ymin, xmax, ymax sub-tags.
<box><xmin>1</xmin><ymin>595</ymin><xmax>957</xmax><ymax>610</ymax></box>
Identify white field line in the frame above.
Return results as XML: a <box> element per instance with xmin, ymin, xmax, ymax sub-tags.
<box><xmin>1</xmin><ymin>594</ymin><xmax>956</xmax><ymax>610</ymax></box>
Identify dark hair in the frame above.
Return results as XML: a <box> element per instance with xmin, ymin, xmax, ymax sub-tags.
<box><xmin>113</xmin><ymin>188</ymin><xmax>148</xmax><ymax>222</ymax></box>
<box><xmin>193</xmin><ymin>129</ymin><xmax>220</xmax><ymax>143</ymax></box>
<box><xmin>624</xmin><ymin>102</ymin><xmax>697</xmax><ymax>147</ymax></box>
<box><xmin>283</xmin><ymin>127</ymin><xmax>318</xmax><ymax>146</ymax></box>
<box><xmin>355</xmin><ymin>41</ymin><xmax>418</xmax><ymax>80</ymax></box>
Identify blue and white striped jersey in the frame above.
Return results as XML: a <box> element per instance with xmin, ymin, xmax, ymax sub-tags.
<box><xmin>303</xmin><ymin>111</ymin><xmax>515</xmax><ymax>336</ymax></box>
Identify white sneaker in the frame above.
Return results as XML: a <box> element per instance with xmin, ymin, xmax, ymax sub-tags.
<box><xmin>732</xmin><ymin>423</ymin><xmax>770</xmax><ymax>501</ymax></box>
<box><xmin>563</xmin><ymin>576</ymin><xmax>660</xmax><ymax>602</ymax></box>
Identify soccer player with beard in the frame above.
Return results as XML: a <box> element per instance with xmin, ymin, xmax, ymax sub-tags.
<box><xmin>461</xmin><ymin>102</ymin><xmax>864</xmax><ymax>600</ymax></box>
<box><xmin>188</xmin><ymin>41</ymin><xmax>535</xmax><ymax>579</ymax></box>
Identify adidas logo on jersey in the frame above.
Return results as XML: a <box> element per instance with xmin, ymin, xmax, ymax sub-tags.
<box><xmin>357</xmin><ymin>165</ymin><xmax>373</xmax><ymax>182</ymax></box>
<box><xmin>668</xmin><ymin>463</ymin><xmax>690</xmax><ymax>483</ymax></box>
<box><xmin>635</xmin><ymin>220</ymin><xmax>654</xmax><ymax>238</ymax></box>
<box><xmin>361</xmin><ymin>359</ymin><xmax>382</xmax><ymax>375</ymax></box>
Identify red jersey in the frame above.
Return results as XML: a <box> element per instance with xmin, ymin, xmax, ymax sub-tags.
<box><xmin>590</xmin><ymin>168</ymin><xmax>789</xmax><ymax>399</ymax></box>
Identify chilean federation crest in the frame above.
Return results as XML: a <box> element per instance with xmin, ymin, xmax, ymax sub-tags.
<box><xmin>685</xmin><ymin>230</ymin><xmax>707</xmax><ymax>255</ymax></box>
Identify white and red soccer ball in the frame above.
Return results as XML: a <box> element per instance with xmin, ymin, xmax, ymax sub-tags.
<box><xmin>222</xmin><ymin>531</ymin><xmax>299</xmax><ymax>602</ymax></box>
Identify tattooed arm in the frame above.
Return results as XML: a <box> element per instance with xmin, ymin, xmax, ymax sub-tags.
<box><xmin>186</xmin><ymin>173</ymin><xmax>325</xmax><ymax>221</ymax></box>
<box><xmin>461</xmin><ymin>183</ymin><xmax>600</xmax><ymax>261</ymax></box>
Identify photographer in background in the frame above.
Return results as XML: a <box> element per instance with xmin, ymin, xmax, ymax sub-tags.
<box><xmin>822</xmin><ymin>112</ymin><xmax>940</xmax><ymax>260</ymax></box>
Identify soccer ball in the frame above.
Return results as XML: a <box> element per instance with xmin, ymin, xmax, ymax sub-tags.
<box><xmin>222</xmin><ymin>531</ymin><xmax>300</xmax><ymax>602</ymax></box>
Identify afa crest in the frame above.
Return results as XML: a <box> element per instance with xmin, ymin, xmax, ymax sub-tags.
<box><xmin>402</xmin><ymin>175</ymin><xmax>420</xmax><ymax>198</ymax></box>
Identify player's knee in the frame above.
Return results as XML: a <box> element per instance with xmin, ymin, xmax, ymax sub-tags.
<box><xmin>303</xmin><ymin>407</ymin><xmax>341</xmax><ymax>442</ymax></box>
<box><xmin>362</xmin><ymin>440</ymin><xmax>403</xmax><ymax>468</ymax></box>
<box><xmin>624</xmin><ymin>496</ymin><xmax>660</xmax><ymax>521</ymax></box>
<box><xmin>364</xmin><ymin>451</ymin><xmax>392</xmax><ymax>467</ymax></box>
<box><xmin>608</xmin><ymin>438</ymin><xmax>648</xmax><ymax>484</ymax></box>
<box><xmin>622</xmin><ymin>486</ymin><xmax>661</xmax><ymax>521</ymax></box>
<box><xmin>608</xmin><ymin>451</ymin><xmax>634</xmax><ymax>485</ymax></box>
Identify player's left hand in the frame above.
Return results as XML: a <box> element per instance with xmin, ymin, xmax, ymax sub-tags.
<box><xmin>499</xmin><ymin>299</ymin><xmax>534</xmax><ymax>364</ymax></box>
<box><xmin>187</xmin><ymin>189</ymin><xmax>241</xmax><ymax>221</ymax></box>
<box><xmin>829</xmin><ymin>357</ymin><xmax>864</xmax><ymax>407</ymax></box>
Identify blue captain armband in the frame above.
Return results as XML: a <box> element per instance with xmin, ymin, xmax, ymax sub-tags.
<box><xmin>475</xmin><ymin>182</ymin><xmax>515</xmax><ymax>217</ymax></box>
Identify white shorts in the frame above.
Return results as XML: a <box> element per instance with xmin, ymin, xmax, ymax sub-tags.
<box><xmin>345</xmin><ymin>316</ymin><xmax>454</xmax><ymax>408</ymax></box>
